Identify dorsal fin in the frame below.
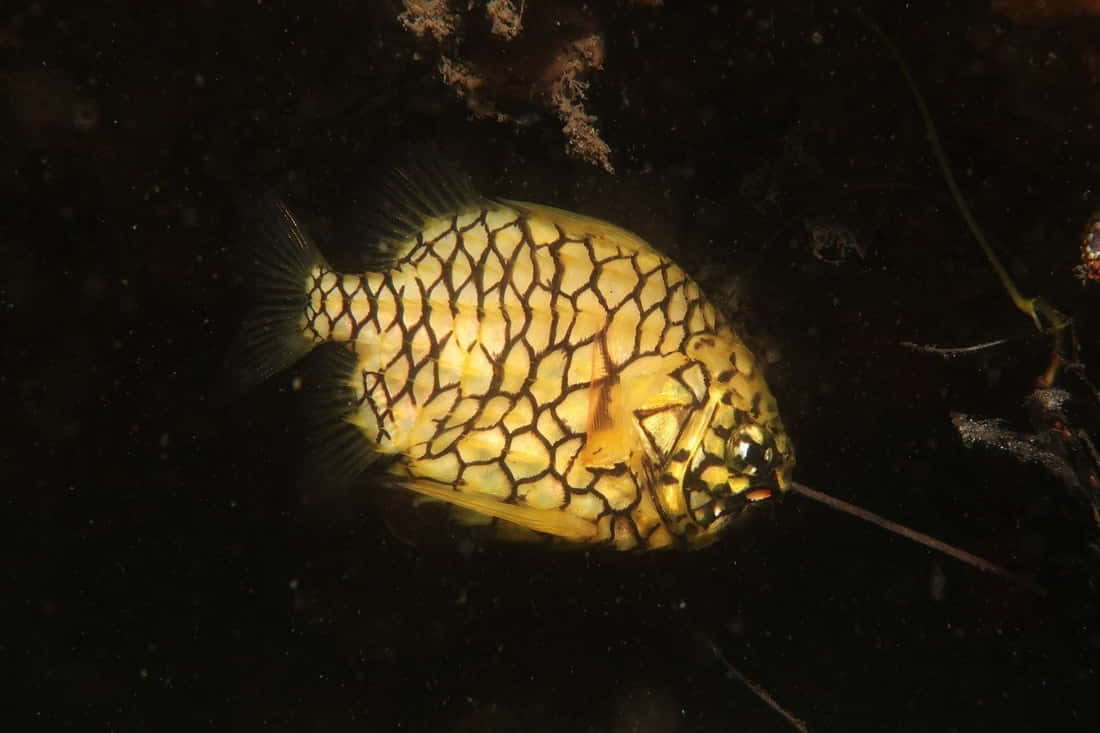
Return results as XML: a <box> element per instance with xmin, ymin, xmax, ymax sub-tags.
<box><xmin>360</xmin><ymin>153</ymin><xmax>488</xmax><ymax>270</ymax></box>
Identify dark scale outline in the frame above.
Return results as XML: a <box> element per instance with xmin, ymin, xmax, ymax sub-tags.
<box><xmin>663</xmin><ymin>322</ymin><xmax>689</xmax><ymax>355</ymax></box>
<box><xmin>511</xmin><ymin>465</ymin><xmax>557</xmax><ymax>501</ymax></box>
<box><xmin>405</xmin><ymin>343</ymin><xmax>436</xmax><ymax>408</ymax></box>
<box><xmin>634</xmin><ymin>404</ymin><xmax>689</xmax><ymax>464</ymax></box>
<box><xmin>555</xmin><ymin>289</ymin><xmax>582</xmax><ymax>348</ymax></box>
<box><xmin>502</xmin><ymin>231</ymin><xmax>536</xmax><ymax>304</ymax></box>
<box><xmin>593</xmin><ymin>249</ymin><xmax>641</xmax><ymax>313</ymax></box>
<box><xmin>334</xmin><ymin>273</ymin><xmax>370</xmax><ymax>336</ymax></box>
<box><xmin>505</xmin><ymin>422</ymin><xmax>556</xmax><ymax>467</ymax></box>
<box><xmin>668</xmin><ymin>360</ymin><xmax>710</xmax><ymax>407</ymax></box>
<box><xmin>403</xmin><ymin>231</ymin><xmax>431</xmax><ymax>267</ymax></box>
<box><xmin>636</xmin><ymin>261</ymin><xmax>673</xmax><ymax>320</ymax></box>
<box><xmin>559</xmin><ymin>434</ymin><xmax>601</xmax><ymax>493</ymax></box>
<box><xmin>462</xmin><ymin>229</ymin><xmax>492</xmax><ymax>326</ymax></box>
<box><xmin>426</xmin><ymin>422</ymin><xmax>467</xmax><ymax>459</ymax></box>
<box><xmin>560</xmin><ymin>331</ymin><xmax>604</xmax><ymax>389</ymax></box>
<box><xmin>479</xmin><ymin>244</ymin><xmax>509</xmax><ymax>320</ymax></box>
<box><xmin>371</xmin><ymin>276</ymin><xmax>399</xmax><ymax>332</ymax></box>
<box><xmin>397</xmin><ymin>284</ymin><xmax>431</xmax><ymax>368</ymax></box>
<box><xmin>457</xmin><ymin>210</ymin><xmax>486</xmax><ymax>234</ymax></box>
<box><xmin>536</xmin><ymin>402</ymin><xmax>575</xmax><ymax>448</ymax></box>
<box><xmin>382</xmin><ymin>280</ymin><xmax>407</xmax><ymax>337</ymax></box>
<box><xmin>634</xmin><ymin>305</ymin><xmax>670</xmax><ymax>359</ymax></box>
<box><xmin>445</xmin><ymin>230</ymin><xmax>479</xmax><ymax>315</ymax></box>
<box><xmin>304</xmin><ymin>268</ymin><xmax>335</xmax><ymax>342</ymax></box>
<box><xmin>606</xmin><ymin>299</ymin><xmax>644</xmax><ymax>367</ymax></box>
<box><xmin>541</xmin><ymin>394</ymin><xmax>576</xmax><ymax>440</ymax></box>
<box><xmin>664</xmin><ymin>280</ymin><xmax>689</xmax><ymax>326</ymax></box>
<box><xmin>502</xmin><ymin>242</ymin><xmax>536</xmax><ymax>308</ymax></box>
<box><xmin>540</xmin><ymin>229</ymin><xmax>567</xmax><ymax>347</ymax></box>
<box><xmin>577</xmin><ymin>238</ymin><xmax>612</xmax><ymax>312</ymax></box>
<box><xmin>354</xmin><ymin>370</ymin><xmax>388</xmax><ymax>446</ymax></box>
<box><xmin>494</xmin><ymin>450</ymin><xmax>519</xmax><ymax>497</ymax></box>
<box><xmin>330</xmin><ymin>275</ymin><xmax>354</xmax><ymax>334</ymax></box>
<box><xmin>681</xmin><ymin>301</ymin><xmax>705</xmax><ymax>336</ymax></box>
<box><xmin>347</xmin><ymin>279</ymin><xmax>379</xmax><ymax>341</ymax></box>
<box><xmin>439</xmin><ymin>234</ymin><xmax>463</xmax><ymax>321</ymax></box>
<box><xmin>587</xmin><ymin>462</ymin><xmax>642</xmax><ymax>514</ymax></box>
<box><xmin>380</xmin><ymin>350</ymin><xmax>413</xmax><ymax>407</ymax></box>
<box><xmin>624</xmin><ymin>251</ymin><xmax>647</xmax><ymax>290</ymax></box>
<box><xmin>489</xmin><ymin>221</ymin><xmax>535</xmax><ymax>372</ymax></box>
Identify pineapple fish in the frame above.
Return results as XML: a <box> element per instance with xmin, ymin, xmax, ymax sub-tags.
<box><xmin>233</xmin><ymin>166</ymin><xmax>795</xmax><ymax>550</ymax></box>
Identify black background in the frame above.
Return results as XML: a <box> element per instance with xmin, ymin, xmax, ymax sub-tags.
<box><xmin>6</xmin><ymin>1</ymin><xmax>1099</xmax><ymax>731</ymax></box>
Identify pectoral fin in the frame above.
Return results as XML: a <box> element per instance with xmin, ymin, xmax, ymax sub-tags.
<box><xmin>580</xmin><ymin>347</ymin><xmax>693</xmax><ymax>468</ymax></box>
<box><xmin>580</xmin><ymin>333</ymin><xmax>631</xmax><ymax>467</ymax></box>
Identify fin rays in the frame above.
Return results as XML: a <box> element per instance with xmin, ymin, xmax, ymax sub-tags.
<box><xmin>297</xmin><ymin>344</ymin><xmax>386</xmax><ymax>501</ymax></box>
<box><xmin>225</xmin><ymin>198</ymin><xmax>328</xmax><ymax>392</ymax></box>
<box><xmin>361</xmin><ymin>154</ymin><xmax>485</xmax><ymax>265</ymax></box>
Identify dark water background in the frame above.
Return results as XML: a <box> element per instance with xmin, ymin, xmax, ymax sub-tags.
<box><xmin>6</xmin><ymin>1</ymin><xmax>1100</xmax><ymax>730</ymax></box>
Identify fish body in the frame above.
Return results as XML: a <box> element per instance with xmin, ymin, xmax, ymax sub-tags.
<box><xmin>235</xmin><ymin>169</ymin><xmax>794</xmax><ymax>549</ymax></box>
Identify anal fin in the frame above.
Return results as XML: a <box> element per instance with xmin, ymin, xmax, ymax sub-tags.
<box><xmin>297</xmin><ymin>343</ymin><xmax>386</xmax><ymax>503</ymax></box>
<box><xmin>399</xmin><ymin>478</ymin><xmax>598</xmax><ymax>543</ymax></box>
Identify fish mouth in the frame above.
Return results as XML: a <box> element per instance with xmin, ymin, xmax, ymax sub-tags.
<box><xmin>694</xmin><ymin>494</ymin><xmax>747</xmax><ymax>528</ymax></box>
<box><xmin>686</xmin><ymin>474</ymin><xmax>779</xmax><ymax>529</ymax></box>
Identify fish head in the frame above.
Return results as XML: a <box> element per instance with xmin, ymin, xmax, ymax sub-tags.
<box><xmin>648</xmin><ymin>331</ymin><xmax>795</xmax><ymax>547</ymax></box>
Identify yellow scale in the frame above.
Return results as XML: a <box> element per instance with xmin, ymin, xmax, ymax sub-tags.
<box><xmin>234</xmin><ymin>170</ymin><xmax>794</xmax><ymax>550</ymax></box>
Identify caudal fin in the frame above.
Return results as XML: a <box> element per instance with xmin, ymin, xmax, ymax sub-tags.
<box><xmin>226</xmin><ymin>198</ymin><xmax>329</xmax><ymax>392</ymax></box>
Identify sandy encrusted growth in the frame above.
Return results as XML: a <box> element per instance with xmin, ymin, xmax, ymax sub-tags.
<box><xmin>437</xmin><ymin>56</ymin><xmax>504</xmax><ymax>122</ymax></box>
<box><xmin>485</xmin><ymin>0</ymin><xmax>524</xmax><ymax>41</ymax></box>
<box><xmin>398</xmin><ymin>1</ymin><xmax>618</xmax><ymax>172</ymax></box>
<box><xmin>398</xmin><ymin>0</ymin><xmax>457</xmax><ymax>42</ymax></box>
<box><xmin>547</xmin><ymin>34</ymin><xmax>612</xmax><ymax>173</ymax></box>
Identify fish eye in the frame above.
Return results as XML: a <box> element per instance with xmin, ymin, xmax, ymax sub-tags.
<box><xmin>725</xmin><ymin>427</ymin><xmax>776</xmax><ymax>478</ymax></box>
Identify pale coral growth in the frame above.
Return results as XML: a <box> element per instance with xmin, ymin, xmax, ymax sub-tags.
<box><xmin>557</xmin><ymin>91</ymin><xmax>613</xmax><ymax>173</ymax></box>
<box><xmin>486</xmin><ymin>0</ymin><xmax>524</xmax><ymax>41</ymax></box>
<box><xmin>559</xmin><ymin>34</ymin><xmax>606</xmax><ymax>79</ymax></box>
<box><xmin>439</xmin><ymin>56</ymin><xmax>508</xmax><ymax>120</ymax></box>
<box><xmin>561</xmin><ymin>115</ymin><xmax>613</xmax><ymax>172</ymax></box>
<box><xmin>547</xmin><ymin>34</ymin><xmax>613</xmax><ymax>172</ymax></box>
<box><xmin>399</xmin><ymin>2</ymin><xmax>621</xmax><ymax>172</ymax></box>
<box><xmin>398</xmin><ymin>0</ymin><xmax>457</xmax><ymax>42</ymax></box>
<box><xmin>438</xmin><ymin>56</ymin><xmax>484</xmax><ymax>95</ymax></box>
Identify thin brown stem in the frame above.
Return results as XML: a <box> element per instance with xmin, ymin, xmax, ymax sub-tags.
<box><xmin>789</xmin><ymin>481</ymin><xmax>1046</xmax><ymax>595</ymax></box>
<box><xmin>707</xmin><ymin>638</ymin><xmax>810</xmax><ymax>733</ymax></box>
